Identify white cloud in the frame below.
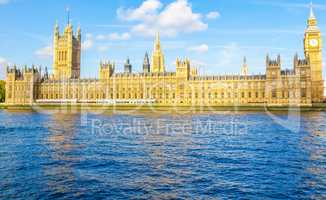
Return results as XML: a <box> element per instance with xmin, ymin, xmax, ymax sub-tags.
<box><xmin>35</xmin><ymin>46</ymin><xmax>52</xmax><ymax>58</ymax></box>
<box><xmin>206</xmin><ymin>11</ymin><xmax>220</xmax><ymax>19</ymax></box>
<box><xmin>0</xmin><ymin>0</ymin><xmax>10</xmax><ymax>5</ymax></box>
<box><xmin>117</xmin><ymin>0</ymin><xmax>162</xmax><ymax>21</ymax></box>
<box><xmin>118</xmin><ymin>0</ymin><xmax>208</xmax><ymax>37</ymax></box>
<box><xmin>187</xmin><ymin>44</ymin><xmax>209</xmax><ymax>53</ymax></box>
<box><xmin>96</xmin><ymin>32</ymin><xmax>131</xmax><ymax>41</ymax></box>
<box><xmin>82</xmin><ymin>34</ymin><xmax>94</xmax><ymax>50</ymax></box>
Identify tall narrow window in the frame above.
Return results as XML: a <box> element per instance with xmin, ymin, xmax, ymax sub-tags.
<box><xmin>301</xmin><ymin>89</ymin><xmax>306</xmax><ymax>98</ymax></box>
<box><xmin>272</xmin><ymin>89</ymin><xmax>277</xmax><ymax>98</ymax></box>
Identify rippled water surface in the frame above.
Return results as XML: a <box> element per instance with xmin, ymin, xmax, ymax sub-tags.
<box><xmin>0</xmin><ymin>110</ymin><xmax>326</xmax><ymax>199</ymax></box>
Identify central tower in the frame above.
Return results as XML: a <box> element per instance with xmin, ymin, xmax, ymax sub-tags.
<box><xmin>151</xmin><ymin>32</ymin><xmax>165</xmax><ymax>73</ymax></box>
<box><xmin>53</xmin><ymin>20</ymin><xmax>81</xmax><ymax>80</ymax></box>
<box><xmin>304</xmin><ymin>4</ymin><xmax>324</xmax><ymax>102</ymax></box>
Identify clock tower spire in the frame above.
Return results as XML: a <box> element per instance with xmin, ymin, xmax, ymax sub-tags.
<box><xmin>304</xmin><ymin>2</ymin><xmax>324</xmax><ymax>102</ymax></box>
<box><xmin>308</xmin><ymin>2</ymin><xmax>316</xmax><ymax>26</ymax></box>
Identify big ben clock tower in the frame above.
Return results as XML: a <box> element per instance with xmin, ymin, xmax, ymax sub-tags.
<box><xmin>304</xmin><ymin>3</ymin><xmax>324</xmax><ymax>102</ymax></box>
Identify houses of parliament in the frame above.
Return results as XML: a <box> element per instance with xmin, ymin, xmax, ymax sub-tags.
<box><xmin>4</xmin><ymin>6</ymin><xmax>324</xmax><ymax>107</ymax></box>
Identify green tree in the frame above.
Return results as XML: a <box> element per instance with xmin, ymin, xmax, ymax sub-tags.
<box><xmin>0</xmin><ymin>80</ymin><xmax>5</xmax><ymax>102</ymax></box>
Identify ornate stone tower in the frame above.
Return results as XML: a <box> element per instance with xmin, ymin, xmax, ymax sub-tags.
<box><xmin>53</xmin><ymin>20</ymin><xmax>81</xmax><ymax>80</ymax></box>
<box><xmin>266</xmin><ymin>55</ymin><xmax>281</xmax><ymax>103</ymax></box>
<box><xmin>5</xmin><ymin>66</ymin><xmax>41</xmax><ymax>105</ymax></box>
<box><xmin>99</xmin><ymin>61</ymin><xmax>115</xmax><ymax>80</ymax></box>
<box><xmin>151</xmin><ymin>32</ymin><xmax>165</xmax><ymax>73</ymax></box>
<box><xmin>304</xmin><ymin>3</ymin><xmax>324</xmax><ymax>102</ymax></box>
<box><xmin>176</xmin><ymin>58</ymin><xmax>190</xmax><ymax>79</ymax></box>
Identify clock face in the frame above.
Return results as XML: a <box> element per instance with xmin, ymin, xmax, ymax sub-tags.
<box><xmin>309</xmin><ymin>39</ymin><xmax>318</xmax><ymax>47</ymax></box>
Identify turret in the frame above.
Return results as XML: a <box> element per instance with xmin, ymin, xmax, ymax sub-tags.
<box><xmin>143</xmin><ymin>52</ymin><xmax>150</xmax><ymax>73</ymax></box>
<box><xmin>293</xmin><ymin>53</ymin><xmax>298</xmax><ymax>66</ymax></box>
<box><xmin>266</xmin><ymin>54</ymin><xmax>281</xmax><ymax>67</ymax></box>
<box><xmin>241</xmin><ymin>56</ymin><xmax>249</xmax><ymax>76</ymax></box>
<box><xmin>190</xmin><ymin>67</ymin><xmax>198</xmax><ymax>77</ymax></box>
<box><xmin>64</xmin><ymin>25</ymin><xmax>74</xmax><ymax>51</ymax></box>
<box><xmin>77</xmin><ymin>25</ymin><xmax>81</xmax><ymax>41</ymax></box>
<box><xmin>6</xmin><ymin>65</ymin><xmax>21</xmax><ymax>81</ymax></box>
<box><xmin>176</xmin><ymin>58</ymin><xmax>190</xmax><ymax>79</ymax></box>
<box><xmin>23</xmin><ymin>65</ymin><xmax>41</xmax><ymax>81</ymax></box>
<box><xmin>124</xmin><ymin>57</ymin><xmax>132</xmax><ymax>73</ymax></box>
<box><xmin>99</xmin><ymin>61</ymin><xmax>115</xmax><ymax>79</ymax></box>
<box><xmin>293</xmin><ymin>53</ymin><xmax>310</xmax><ymax>78</ymax></box>
<box><xmin>265</xmin><ymin>55</ymin><xmax>282</xmax><ymax>102</ymax></box>
<box><xmin>44</xmin><ymin>67</ymin><xmax>49</xmax><ymax>79</ymax></box>
<box><xmin>5</xmin><ymin>65</ymin><xmax>41</xmax><ymax>105</ymax></box>
<box><xmin>54</xmin><ymin>21</ymin><xmax>59</xmax><ymax>38</ymax></box>
<box><xmin>266</xmin><ymin>54</ymin><xmax>281</xmax><ymax>80</ymax></box>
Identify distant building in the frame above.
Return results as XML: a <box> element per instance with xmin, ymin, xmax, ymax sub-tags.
<box><xmin>4</xmin><ymin>6</ymin><xmax>324</xmax><ymax>106</ymax></box>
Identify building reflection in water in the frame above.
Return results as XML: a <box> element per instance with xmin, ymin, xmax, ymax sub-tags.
<box><xmin>301</xmin><ymin>112</ymin><xmax>326</xmax><ymax>199</ymax></box>
<box><xmin>42</xmin><ymin>113</ymin><xmax>82</xmax><ymax>197</ymax></box>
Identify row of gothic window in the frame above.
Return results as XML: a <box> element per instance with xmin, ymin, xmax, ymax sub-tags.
<box><xmin>38</xmin><ymin>88</ymin><xmax>310</xmax><ymax>100</ymax></box>
<box><xmin>57</xmin><ymin>51</ymin><xmax>67</xmax><ymax>61</ymax></box>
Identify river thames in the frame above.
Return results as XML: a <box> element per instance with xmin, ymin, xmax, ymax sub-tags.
<box><xmin>0</xmin><ymin>110</ymin><xmax>325</xmax><ymax>199</ymax></box>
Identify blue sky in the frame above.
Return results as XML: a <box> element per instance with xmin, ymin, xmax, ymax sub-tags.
<box><xmin>0</xmin><ymin>0</ymin><xmax>326</xmax><ymax>79</ymax></box>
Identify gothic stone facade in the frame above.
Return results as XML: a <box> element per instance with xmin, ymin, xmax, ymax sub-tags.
<box><xmin>5</xmin><ymin>8</ymin><xmax>324</xmax><ymax>107</ymax></box>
